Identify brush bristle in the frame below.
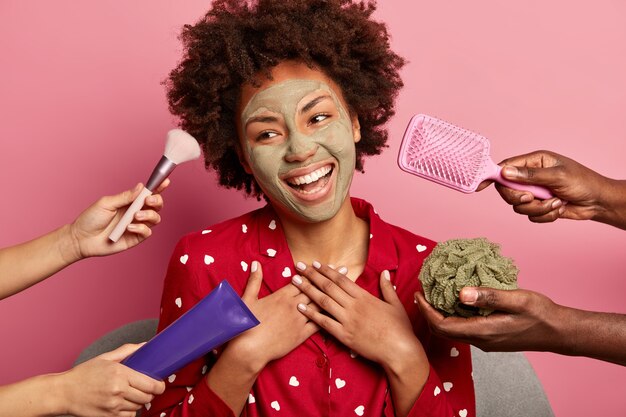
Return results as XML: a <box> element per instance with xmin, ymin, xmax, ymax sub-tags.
<box><xmin>398</xmin><ymin>114</ymin><xmax>490</xmax><ymax>192</ymax></box>
<box><xmin>164</xmin><ymin>129</ymin><xmax>202</xmax><ymax>164</ymax></box>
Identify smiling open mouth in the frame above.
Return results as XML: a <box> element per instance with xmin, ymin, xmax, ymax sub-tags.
<box><xmin>285</xmin><ymin>165</ymin><xmax>333</xmax><ymax>194</ymax></box>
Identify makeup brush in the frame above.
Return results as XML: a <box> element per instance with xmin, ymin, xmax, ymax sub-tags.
<box><xmin>108</xmin><ymin>129</ymin><xmax>201</xmax><ymax>242</ymax></box>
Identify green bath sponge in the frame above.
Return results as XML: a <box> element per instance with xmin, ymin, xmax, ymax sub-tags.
<box><xmin>419</xmin><ymin>238</ymin><xmax>518</xmax><ymax>317</ymax></box>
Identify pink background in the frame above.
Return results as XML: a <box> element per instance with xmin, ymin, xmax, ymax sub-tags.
<box><xmin>1</xmin><ymin>1</ymin><xmax>625</xmax><ymax>415</ymax></box>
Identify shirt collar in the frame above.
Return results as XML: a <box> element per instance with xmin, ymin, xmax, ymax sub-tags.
<box><xmin>351</xmin><ymin>197</ymin><xmax>399</xmax><ymax>274</ymax></box>
<box><xmin>257</xmin><ymin>197</ymin><xmax>399</xmax><ymax>273</ymax></box>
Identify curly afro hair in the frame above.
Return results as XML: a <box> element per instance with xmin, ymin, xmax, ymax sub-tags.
<box><xmin>166</xmin><ymin>0</ymin><xmax>406</xmax><ymax>198</ymax></box>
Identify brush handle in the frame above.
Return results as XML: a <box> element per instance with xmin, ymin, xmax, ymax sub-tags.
<box><xmin>491</xmin><ymin>164</ymin><xmax>553</xmax><ymax>200</ymax></box>
<box><xmin>108</xmin><ymin>187</ymin><xmax>154</xmax><ymax>242</ymax></box>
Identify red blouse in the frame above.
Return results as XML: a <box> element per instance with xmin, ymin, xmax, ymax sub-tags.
<box><xmin>144</xmin><ymin>198</ymin><xmax>475</xmax><ymax>417</ymax></box>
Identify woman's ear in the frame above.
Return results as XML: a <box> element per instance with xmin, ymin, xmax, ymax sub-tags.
<box><xmin>351</xmin><ymin>115</ymin><xmax>361</xmax><ymax>143</ymax></box>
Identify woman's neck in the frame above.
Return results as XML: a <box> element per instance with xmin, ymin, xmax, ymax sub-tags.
<box><xmin>276</xmin><ymin>196</ymin><xmax>369</xmax><ymax>280</ymax></box>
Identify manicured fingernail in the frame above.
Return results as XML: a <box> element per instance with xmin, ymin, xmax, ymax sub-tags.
<box><xmin>520</xmin><ymin>194</ymin><xmax>532</xmax><ymax>203</ymax></box>
<box><xmin>328</xmin><ymin>264</ymin><xmax>336</xmax><ymax>269</ymax></box>
<box><xmin>551</xmin><ymin>199</ymin><xmax>562</xmax><ymax>209</ymax></box>
<box><xmin>297</xmin><ymin>303</ymin><xmax>307</xmax><ymax>312</ymax></box>
<box><xmin>251</xmin><ymin>261</ymin><xmax>258</xmax><ymax>273</ymax></box>
<box><xmin>146</xmin><ymin>196</ymin><xmax>157</xmax><ymax>204</ymax></box>
<box><xmin>558</xmin><ymin>206</ymin><xmax>566</xmax><ymax>215</ymax></box>
<box><xmin>502</xmin><ymin>166</ymin><xmax>518</xmax><ymax>177</ymax></box>
<box><xmin>292</xmin><ymin>275</ymin><xmax>302</xmax><ymax>285</ymax></box>
<box><xmin>338</xmin><ymin>266</ymin><xmax>348</xmax><ymax>275</ymax></box>
<box><xmin>461</xmin><ymin>288</ymin><xmax>478</xmax><ymax>304</ymax></box>
<box><xmin>382</xmin><ymin>270</ymin><xmax>390</xmax><ymax>281</ymax></box>
<box><xmin>127</xmin><ymin>224</ymin><xmax>138</xmax><ymax>231</ymax></box>
<box><xmin>312</xmin><ymin>260</ymin><xmax>321</xmax><ymax>269</ymax></box>
<box><xmin>135</xmin><ymin>212</ymin><xmax>146</xmax><ymax>220</ymax></box>
<box><xmin>296</xmin><ymin>261</ymin><xmax>306</xmax><ymax>271</ymax></box>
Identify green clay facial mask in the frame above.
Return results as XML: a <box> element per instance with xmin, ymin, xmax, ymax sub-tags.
<box><xmin>240</xmin><ymin>79</ymin><xmax>357</xmax><ymax>222</ymax></box>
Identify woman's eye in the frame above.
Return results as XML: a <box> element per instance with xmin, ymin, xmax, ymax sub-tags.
<box><xmin>256</xmin><ymin>131</ymin><xmax>279</xmax><ymax>141</ymax></box>
<box><xmin>309</xmin><ymin>113</ymin><xmax>329</xmax><ymax>125</ymax></box>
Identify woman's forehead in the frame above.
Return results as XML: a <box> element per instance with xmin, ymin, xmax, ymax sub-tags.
<box><xmin>238</xmin><ymin>61</ymin><xmax>348</xmax><ymax>115</ymax></box>
<box><xmin>242</xmin><ymin>81</ymin><xmax>338</xmax><ymax>118</ymax></box>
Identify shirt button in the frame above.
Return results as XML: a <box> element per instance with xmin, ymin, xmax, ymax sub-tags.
<box><xmin>315</xmin><ymin>357</ymin><xmax>327</xmax><ymax>368</ymax></box>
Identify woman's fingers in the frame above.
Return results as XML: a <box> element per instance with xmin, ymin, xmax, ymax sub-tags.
<box><xmin>291</xmin><ymin>273</ymin><xmax>345</xmax><ymax>321</ymax></box>
<box><xmin>242</xmin><ymin>261</ymin><xmax>263</xmax><ymax>301</ymax></box>
<box><xmin>296</xmin><ymin>302</ymin><xmax>342</xmax><ymax>335</ymax></box>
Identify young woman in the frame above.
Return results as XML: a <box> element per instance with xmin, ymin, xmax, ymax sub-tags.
<box><xmin>147</xmin><ymin>1</ymin><xmax>475</xmax><ymax>416</ymax></box>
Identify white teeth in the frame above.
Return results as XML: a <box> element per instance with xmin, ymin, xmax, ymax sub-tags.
<box><xmin>289</xmin><ymin>166</ymin><xmax>331</xmax><ymax>185</ymax></box>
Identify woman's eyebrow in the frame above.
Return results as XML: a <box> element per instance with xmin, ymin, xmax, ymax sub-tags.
<box><xmin>245</xmin><ymin>115</ymin><xmax>280</xmax><ymax>127</ymax></box>
<box><xmin>299</xmin><ymin>94</ymin><xmax>332</xmax><ymax>115</ymax></box>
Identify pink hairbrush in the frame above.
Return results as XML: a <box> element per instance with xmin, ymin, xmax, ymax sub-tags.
<box><xmin>108</xmin><ymin>129</ymin><xmax>201</xmax><ymax>242</ymax></box>
<box><xmin>397</xmin><ymin>114</ymin><xmax>552</xmax><ymax>199</ymax></box>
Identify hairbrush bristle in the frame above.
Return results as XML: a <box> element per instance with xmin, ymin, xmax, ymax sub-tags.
<box><xmin>398</xmin><ymin>115</ymin><xmax>491</xmax><ymax>192</ymax></box>
<box><xmin>164</xmin><ymin>129</ymin><xmax>201</xmax><ymax>164</ymax></box>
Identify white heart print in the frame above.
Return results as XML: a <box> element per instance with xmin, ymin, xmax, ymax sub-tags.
<box><xmin>168</xmin><ymin>374</ymin><xmax>176</xmax><ymax>383</ymax></box>
<box><xmin>434</xmin><ymin>386</ymin><xmax>441</xmax><ymax>396</ymax></box>
<box><xmin>271</xmin><ymin>401</ymin><xmax>280</xmax><ymax>411</ymax></box>
<box><xmin>335</xmin><ymin>378</ymin><xmax>346</xmax><ymax>389</ymax></box>
<box><xmin>242</xmin><ymin>224</ymin><xmax>248</xmax><ymax>233</ymax></box>
<box><xmin>459</xmin><ymin>410</ymin><xmax>468</xmax><ymax>417</ymax></box>
<box><xmin>248</xmin><ymin>393</ymin><xmax>255</xmax><ymax>404</ymax></box>
<box><xmin>289</xmin><ymin>376</ymin><xmax>299</xmax><ymax>386</ymax></box>
<box><xmin>145</xmin><ymin>403</ymin><xmax>151</xmax><ymax>410</ymax></box>
<box><xmin>188</xmin><ymin>394</ymin><xmax>194</xmax><ymax>404</ymax></box>
<box><xmin>202</xmin><ymin>365</ymin><xmax>208</xmax><ymax>375</ymax></box>
<box><xmin>160</xmin><ymin>413</ymin><xmax>166</xmax><ymax>417</ymax></box>
<box><xmin>204</xmin><ymin>255</ymin><xmax>214</xmax><ymax>265</ymax></box>
<box><xmin>267</xmin><ymin>248</ymin><xmax>277</xmax><ymax>257</ymax></box>
<box><xmin>179</xmin><ymin>254</ymin><xmax>189</xmax><ymax>264</ymax></box>
<box><xmin>416</xmin><ymin>244</ymin><xmax>427</xmax><ymax>252</ymax></box>
<box><xmin>174</xmin><ymin>298</ymin><xmax>182</xmax><ymax>308</ymax></box>
<box><xmin>443</xmin><ymin>382</ymin><xmax>453</xmax><ymax>392</ymax></box>
<box><xmin>269</xmin><ymin>220</ymin><xmax>277</xmax><ymax>230</ymax></box>
<box><xmin>241</xmin><ymin>261</ymin><xmax>248</xmax><ymax>272</ymax></box>
<box><xmin>450</xmin><ymin>347</ymin><xmax>460</xmax><ymax>357</ymax></box>
<box><xmin>201</xmin><ymin>229</ymin><xmax>211</xmax><ymax>234</ymax></box>
<box><xmin>354</xmin><ymin>405</ymin><xmax>365</xmax><ymax>416</ymax></box>
<box><xmin>282</xmin><ymin>267</ymin><xmax>291</xmax><ymax>278</ymax></box>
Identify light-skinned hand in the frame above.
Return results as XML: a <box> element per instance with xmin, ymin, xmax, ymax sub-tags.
<box><xmin>58</xmin><ymin>343</ymin><xmax>165</xmax><ymax>417</ymax></box>
<box><xmin>292</xmin><ymin>263</ymin><xmax>425</xmax><ymax>367</ymax></box>
<box><xmin>70</xmin><ymin>179</ymin><xmax>170</xmax><ymax>259</ymax></box>
<box><xmin>293</xmin><ymin>262</ymin><xmax>430</xmax><ymax>417</ymax></box>
<box><xmin>224</xmin><ymin>261</ymin><xmax>319</xmax><ymax>372</ymax></box>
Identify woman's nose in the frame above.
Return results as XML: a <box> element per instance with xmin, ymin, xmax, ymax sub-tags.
<box><xmin>285</xmin><ymin>132</ymin><xmax>318</xmax><ymax>163</ymax></box>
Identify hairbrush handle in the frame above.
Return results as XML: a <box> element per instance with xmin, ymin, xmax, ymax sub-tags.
<box><xmin>108</xmin><ymin>187</ymin><xmax>153</xmax><ymax>242</ymax></box>
<box><xmin>492</xmin><ymin>165</ymin><xmax>553</xmax><ymax>200</ymax></box>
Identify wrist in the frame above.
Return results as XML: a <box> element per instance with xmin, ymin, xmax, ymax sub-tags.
<box><xmin>41</xmin><ymin>372</ymin><xmax>71</xmax><ymax>416</ymax></box>
<box><xmin>381</xmin><ymin>340</ymin><xmax>429</xmax><ymax>387</ymax></box>
<box><xmin>545</xmin><ymin>303</ymin><xmax>582</xmax><ymax>356</ymax></box>
<box><xmin>592</xmin><ymin>179</ymin><xmax>626</xmax><ymax>229</ymax></box>
<box><xmin>58</xmin><ymin>223</ymin><xmax>84</xmax><ymax>264</ymax></box>
<box><xmin>220</xmin><ymin>344</ymin><xmax>267</xmax><ymax>376</ymax></box>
